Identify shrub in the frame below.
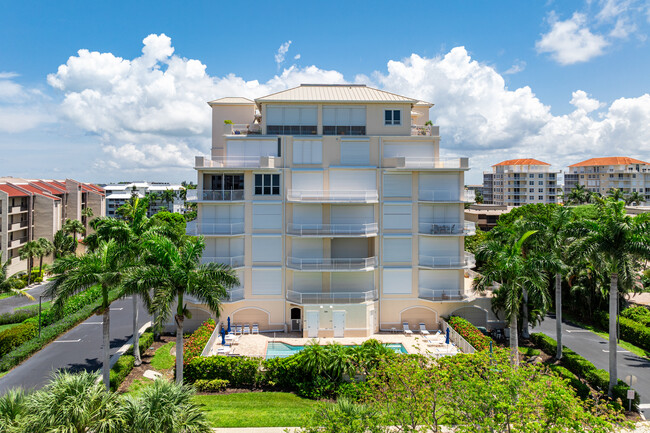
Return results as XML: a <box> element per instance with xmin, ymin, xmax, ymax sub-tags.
<box><xmin>621</xmin><ymin>306</ymin><xmax>650</xmax><ymax>326</ymax></box>
<box><xmin>596</xmin><ymin>311</ymin><xmax>650</xmax><ymax>353</ymax></box>
<box><xmin>447</xmin><ymin>316</ymin><xmax>491</xmax><ymax>351</ymax></box>
<box><xmin>0</xmin><ymin>309</ymin><xmax>38</xmax><ymax>326</ymax></box>
<box><xmin>184</xmin><ymin>356</ymin><xmax>263</xmax><ymax>388</ymax></box>
<box><xmin>126</xmin><ymin>331</ymin><xmax>154</xmax><ymax>357</ymax></box>
<box><xmin>0</xmin><ymin>321</ymin><xmax>38</xmax><ymax>356</ymax></box>
<box><xmin>183</xmin><ymin>319</ymin><xmax>215</xmax><ymax>364</ymax></box>
<box><xmin>193</xmin><ymin>378</ymin><xmax>229</xmax><ymax>392</ymax></box>
<box><xmin>110</xmin><ymin>354</ymin><xmax>135</xmax><ymax>391</ymax></box>
<box><xmin>548</xmin><ymin>365</ymin><xmax>590</xmax><ymax>399</ymax></box>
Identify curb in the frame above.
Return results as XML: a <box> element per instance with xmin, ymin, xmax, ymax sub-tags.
<box><xmin>109</xmin><ymin>321</ymin><xmax>152</xmax><ymax>368</ymax></box>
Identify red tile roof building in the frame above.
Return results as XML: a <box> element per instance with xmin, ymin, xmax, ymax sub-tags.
<box><xmin>483</xmin><ymin>158</ymin><xmax>560</xmax><ymax>206</ymax></box>
<box><xmin>564</xmin><ymin>157</ymin><xmax>650</xmax><ymax>201</ymax></box>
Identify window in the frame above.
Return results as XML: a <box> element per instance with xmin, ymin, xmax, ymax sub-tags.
<box><xmin>211</xmin><ymin>174</ymin><xmax>244</xmax><ymax>191</ymax></box>
<box><xmin>529</xmin><ymin>196</ymin><xmax>534</xmax><ymax>200</ymax></box>
<box><xmin>384</xmin><ymin>109</ymin><xmax>401</xmax><ymax>126</ymax></box>
<box><xmin>293</xmin><ymin>140</ymin><xmax>322</xmax><ymax>164</ymax></box>
<box><xmin>538</xmin><ymin>174</ymin><xmax>544</xmax><ymax>178</ymax></box>
<box><xmin>529</xmin><ymin>181</ymin><xmax>534</xmax><ymax>186</ymax></box>
<box><xmin>266</xmin><ymin>106</ymin><xmax>317</xmax><ymax>135</ymax></box>
<box><xmin>323</xmin><ymin>107</ymin><xmax>366</xmax><ymax>135</ymax></box>
<box><xmin>538</xmin><ymin>188</ymin><xmax>543</xmax><ymax>193</ymax></box>
<box><xmin>255</xmin><ymin>174</ymin><xmax>280</xmax><ymax>195</ymax></box>
<box><xmin>538</xmin><ymin>196</ymin><xmax>544</xmax><ymax>200</ymax></box>
<box><xmin>529</xmin><ymin>174</ymin><xmax>535</xmax><ymax>178</ymax></box>
<box><xmin>538</xmin><ymin>181</ymin><xmax>543</xmax><ymax>185</ymax></box>
<box><xmin>529</xmin><ymin>188</ymin><xmax>534</xmax><ymax>192</ymax></box>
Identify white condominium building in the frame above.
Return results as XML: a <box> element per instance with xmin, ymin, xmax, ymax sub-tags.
<box><xmin>187</xmin><ymin>84</ymin><xmax>495</xmax><ymax>338</ymax></box>
<box><xmin>564</xmin><ymin>157</ymin><xmax>650</xmax><ymax>202</ymax></box>
<box><xmin>104</xmin><ymin>182</ymin><xmax>185</xmax><ymax>218</ymax></box>
<box><xmin>483</xmin><ymin>159</ymin><xmax>559</xmax><ymax>206</ymax></box>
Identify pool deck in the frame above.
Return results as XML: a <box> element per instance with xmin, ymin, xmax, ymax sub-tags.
<box><xmin>209</xmin><ymin>331</ymin><xmax>459</xmax><ymax>358</ymax></box>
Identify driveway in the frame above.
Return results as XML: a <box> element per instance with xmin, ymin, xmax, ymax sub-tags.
<box><xmin>0</xmin><ymin>281</ymin><xmax>53</xmax><ymax>315</ymax></box>
<box><xmin>532</xmin><ymin>315</ymin><xmax>650</xmax><ymax>417</ymax></box>
<box><xmin>0</xmin><ymin>296</ymin><xmax>151</xmax><ymax>393</ymax></box>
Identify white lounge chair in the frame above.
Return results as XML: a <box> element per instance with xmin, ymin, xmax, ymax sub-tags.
<box><xmin>403</xmin><ymin>322</ymin><xmax>413</xmax><ymax>336</ymax></box>
<box><xmin>236</xmin><ymin>324</ymin><xmax>242</xmax><ymax>335</ymax></box>
<box><xmin>419</xmin><ymin>323</ymin><xmax>430</xmax><ymax>335</ymax></box>
<box><xmin>243</xmin><ymin>324</ymin><xmax>250</xmax><ymax>335</ymax></box>
<box><xmin>252</xmin><ymin>323</ymin><xmax>259</xmax><ymax>334</ymax></box>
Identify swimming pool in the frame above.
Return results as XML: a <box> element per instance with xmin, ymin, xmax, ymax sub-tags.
<box><xmin>265</xmin><ymin>342</ymin><xmax>408</xmax><ymax>359</ymax></box>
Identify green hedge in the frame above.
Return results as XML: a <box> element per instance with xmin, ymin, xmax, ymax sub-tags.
<box><xmin>193</xmin><ymin>379</ymin><xmax>229</xmax><ymax>392</ymax></box>
<box><xmin>110</xmin><ymin>355</ymin><xmax>135</xmax><ymax>391</ymax></box>
<box><xmin>548</xmin><ymin>365</ymin><xmax>590</xmax><ymax>399</ymax></box>
<box><xmin>530</xmin><ymin>333</ymin><xmax>639</xmax><ymax>410</ymax></box>
<box><xmin>184</xmin><ymin>356</ymin><xmax>263</xmax><ymax>388</ymax></box>
<box><xmin>125</xmin><ymin>331</ymin><xmax>154</xmax><ymax>357</ymax></box>
<box><xmin>595</xmin><ymin>311</ymin><xmax>650</xmax><ymax>353</ymax></box>
<box><xmin>621</xmin><ymin>306</ymin><xmax>650</xmax><ymax>326</ymax></box>
<box><xmin>183</xmin><ymin>319</ymin><xmax>215</xmax><ymax>365</ymax></box>
<box><xmin>0</xmin><ymin>322</ymin><xmax>38</xmax><ymax>356</ymax></box>
<box><xmin>0</xmin><ymin>309</ymin><xmax>38</xmax><ymax>326</ymax></box>
<box><xmin>448</xmin><ymin>316</ymin><xmax>491</xmax><ymax>351</ymax></box>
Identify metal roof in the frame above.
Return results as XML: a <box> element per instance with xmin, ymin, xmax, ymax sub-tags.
<box><xmin>569</xmin><ymin>157</ymin><xmax>650</xmax><ymax>167</ymax></box>
<box><xmin>255</xmin><ymin>84</ymin><xmax>420</xmax><ymax>104</ymax></box>
<box><xmin>208</xmin><ymin>97</ymin><xmax>255</xmax><ymax>106</ymax></box>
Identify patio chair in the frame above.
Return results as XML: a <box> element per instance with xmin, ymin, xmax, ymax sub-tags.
<box><xmin>243</xmin><ymin>324</ymin><xmax>250</xmax><ymax>335</ymax></box>
<box><xmin>252</xmin><ymin>323</ymin><xmax>259</xmax><ymax>334</ymax></box>
<box><xmin>236</xmin><ymin>324</ymin><xmax>242</xmax><ymax>335</ymax></box>
<box><xmin>419</xmin><ymin>323</ymin><xmax>430</xmax><ymax>335</ymax></box>
<box><xmin>403</xmin><ymin>322</ymin><xmax>413</xmax><ymax>336</ymax></box>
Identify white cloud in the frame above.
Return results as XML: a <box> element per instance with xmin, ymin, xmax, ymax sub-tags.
<box><xmin>274</xmin><ymin>40</ymin><xmax>292</xmax><ymax>66</ymax></box>
<box><xmin>596</xmin><ymin>0</ymin><xmax>633</xmax><ymax>22</ymax></box>
<box><xmin>294</xmin><ymin>54</ymin><xmax>301</xmax><ymax>60</ymax></box>
<box><xmin>570</xmin><ymin>90</ymin><xmax>603</xmax><ymax>112</ymax></box>
<box><xmin>504</xmin><ymin>60</ymin><xmax>526</xmax><ymax>75</ymax></box>
<box><xmin>536</xmin><ymin>12</ymin><xmax>609</xmax><ymax>64</ymax></box>
<box><xmin>0</xmin><ymin>74</ymin><xmax>53</xmax><ymax>132</ymax></box>
<box><xmin>609</xmin><ymin>16</ymin><xmax>636</xmax><ymax>37</ymax></box>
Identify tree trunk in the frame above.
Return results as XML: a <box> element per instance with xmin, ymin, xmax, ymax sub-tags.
<box><xmin>555</xmin><ymin>273</ymin><xmax>563</xmax><ymax>360</ymax></box>
<box><xmin>175</xmin><ymin>314</ymin><xmax>184</xmax><ymax>384</ymax></box>
<box><xmin>521</xmin><ymin>289</ymin><xmax>530</xmax><ymax>339</ymax></box>
<box><xmin>510</xmin><ymin>313</ymin><xmax>519</xmax><ymax>367</ymax></box>
<box><xmin>133</xmin><ymin>296</ymin><xmax>141</xmax><ymax>366</ymax></box>
<box><xmin>27</xmin><ymin>257</ymin><xmax>32</xmax><ymax>286</ymax></box>
<box><xmin>102</xmin><ymin>307</ymin><xmax>111</xmax><ymax>392</ymax></box>
<box><xmin>39</xmin><ymin>255</ymin><xmax>44</xmax><ymax>279</ymax></box>
<box><xmin>608</xmin><ymin>273</ymin><xmax>618</xmax><ymax>396</ymax></box>
<box><xmin>153</xmin><ymin>310</ymin><xmax>160</xmax><ymax>341</ymax></box>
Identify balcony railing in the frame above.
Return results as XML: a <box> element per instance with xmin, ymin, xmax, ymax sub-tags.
<box><xmin>419</xmin><ymin>252</ymin><xmax>475</xmax><ymax>269</ymax></box>
<box><xmin>224</xmin><ymin>123</ymin><xmax>262</xmax><ymax>136</ymax></box>
<box><xmin>287</xmin><ymin>223</ymin><xmax>378</xmax><ymax>237</ymax></box>
<box><xmin>195</xmin><ymin>155</ymin><xmax>278</xmax><ymax>169</ymax></box>
<box><xmin>9</xmin><ymin>236</ymin><xmax>28</xmax><ymax>249</ymax></box>
<box><xmin>286</xmin><ymin>290</ymin><xmax>377</xmax><ymax>304</ymax></box>
<box><xmin>384</xmin><ymin>157</ymin><xmax>469</xmax><ymax>169</ymax></box>
<box><xmin>410</xmin><ymin>124</ymin><xmax>439</xmax><ymax>136</ymax></box>
<box><xmin>9</xmin><ymin>221</ymin><xmax>28</xmax><ymax>231</ymax></box>
<box><xmin>418</xmin><ymin>288</ymin><xmax>472</xmax><ymax>302</ymax></box>
<box><xmin>10</xmin><ymin>206</ymin><xmax>28</xmax><ymax>214</ymax></box>
<box><xmin>286</xmin><ymin>256</ymin><xmax>378</xmax><ymax>271</ymax></box>
<box><xmin>201</xmin><ymin>256</ymin><xmax>245</xmax><ymax>268</ymax></box>
<box><xmin>418</xmin><ymin>190</ymin><xmax>473</xmax><ymax>203</ymax></box>
<box><xmin>186</xmin><ymin>221</ymin><xmax>245</xmax><ymax>235</ymax></box>
<box><xmin>418</xmin><ymin>221</ymin><xmax>476</xmax><ymax>236</ymax></box>
<box><xmin>186</xmin><ymin>189</ymin><xmax>245</xmax><ymax>201</ymax></box>
<box><xmin>223</xmin><ymin>288</ymin><xmax>245</xmax><ymax>302</ymax></box>
<box><xmin>287</xmin><ymin>190</ymin><xmax>378</xmax><ymax>203</ymax></box>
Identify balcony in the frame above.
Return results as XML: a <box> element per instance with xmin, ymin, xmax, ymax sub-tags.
<box><xmin>287</xmin><ymin>190</ymin><xmax>378</xmax><ymax>203</ymax></box>
<box><xmin>223</xmin><ymin>288</ymin><xmax>245</xmax><ymax>303</ymax></box>
<box><xmin>195</xmin><ymin>155</ymin><xmax>278</xmax><ymax>169</ymax></box>
<box><xmin>418</xmin><ymin>190</ymin><xmax>473</xmax><ymax>203</ymax></box>
<box><xmin>9</xmin><ymin>236</ymin><xmax>28</xmax><ymax>249</ymax></box>
<box><xmin>410</xmin><ymin>124</ymin><xmax>439</xmax><ymax>136</ymax></box>
<box><xmin>187</xmin><ymin>221</ymin><xmax>245</xmax><ymax>236</ymax></box>
<box><xmin>286</xmin><ymin>290</ymin><xmax>377</xmax><ymax>305</ymax></box>
<box><xmin>9</xmin><ymin>221</ymin><xmax>28</xmax><ymax>232</ymax></box>
<box><xmin>287</xmin><ymin>223</ymin><xmax>378</xmax><ymax>237</ymax></box>
<box><xmin>418</xmin><ymin>222</ymin><xmax>476</xmax><ymax>236</ymax></box>
<box><xmin>10</xmin><ymin>206</ymin><xmax>28</xmax><ymax>214</ymax></box>
<box><xmin>286</xmin><ymin>256</ymin><xmax>378</xmax><ymax>272</ymax></box>
<box><xmin>418</xmin><ymin>288</ymin><xmax>473</xmax><ymax>302</ymax></box>
<box><xmin>419</xmin><ymin>252</ymin><xmax>475</xmax><ymax>269</ymax></box>
<box><xmin>201</xmin><ymin>256</ymin><xmax>245</xmax><ymax>268</ymax></box>
<box><xmin>224</xmin><ymin>123</ymin><xmax>261</xmax><ymax>136</ymax></box>
<box><xmin>383</xmin><ymin>157</ymin><xmax>469</xmax><ymax>170</ymax></box>
<box><xmin>186</xmin><ymin>189</ymin><xmax>245</xmax><ymax>202</ymax></box>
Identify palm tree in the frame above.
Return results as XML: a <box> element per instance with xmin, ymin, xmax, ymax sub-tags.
<box><xmin>125</xmin><ymin>235</ymin><xmax>238</xmax><ymax>383</ymax></box>
<box><xmin>567</xmin><ymin>185</ymin><xmax>590</xmax><ymax>205</ymax></box>
<box><xmin>36</xmin><ymin>237</ymin><xmax>54</xmax><ymax>279</ymax></box>
<box><xmin>52</xmin><ymin>229</ymin><xmax>76</xmax><ymax>258</ymax></box>
<box><xmin>81</xmin><ymin>207</ymin><xmax>94</xmax><ymax>233</ymax></box>
<box><xmin>475</xmin><ymin>230</ymin><xmax>550</xmax><ymax>365</ymax></box>
<box><xmin>607</xmin><ymin>188</ymin><xmax>626</xmax><ymax>202</ymax></box>
<box><xmin>47</xmin><ymin>240</ymin><xmax>129</xmax><ymax>391</ymax></box>
<box><xmin>627</xmin><ymin>191</ymin><xmax>645</xmax><ymax>206</ymax></box>
<box><xmin>569</xmin><ymin>199</ymin><xmax>650</xmax><ymax>395</ymax></box>
<box><xmin>63</xmin><ymin>218</ymin><xmax>85</xmax><ymax>242</ymax></box>
<box><xmin>0</xmin><ymin>253</ymin><xmax>33</xmax><ymax>300</ymax></box>
<box><xmin>146</xmin><ymin>192</ymin><xmax>160</xmax><ymax>214</ymax></box>
<box><xmin>19</xmin><ymin>240</ymin><xmax>40</xmax><ymax>286</ymax></box>
<box><xmin>161</xmin><ymin>189</ymin><xmax>177</xmax><ymax>212</ymax></box>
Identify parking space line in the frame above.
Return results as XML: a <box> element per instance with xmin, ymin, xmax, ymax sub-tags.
<box><xmin>54</xmin><ymin>339</ymin><xmax>81</xmax><ymax>343</ymax></box>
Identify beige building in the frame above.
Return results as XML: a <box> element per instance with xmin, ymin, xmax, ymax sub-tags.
<box><xmin>564</xmin><ymin>157</ymin><xmax>650</xmax><ymax>202</ymax></box>
<box><xmin>464</xmin><ymin>204</ymin><xmax>513</xmax><ymax>232</ymax></box>
<box><xmin>0</xmin><ymin>178</ymin><xmax>105</xmax><ymax>275</ymax></box>
<box><xmin>187</xmin><ymin>84</ymin><xmax>498</xmax><ymax>338</ymax></box>
<box><xmin>483</xmin><ymin>159</ymin><xmax>559</xmax><ymax>206</ymax></box>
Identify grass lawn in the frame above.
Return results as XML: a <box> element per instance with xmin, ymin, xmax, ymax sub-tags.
<box><xmin>194</xmin><ymin>392</ymin><xmax>318</xmax><ymax>427</ymax></box>
<box><xmin>0</xmin><ymin>292</ymin><xmax>15</xmax><ymax>300</ymax></box>
<box><xmin>518</xmin><ymin>346</ymin><xmax>541</xmax><ymax>357</ymax></box>
<box><xmin>150</xmin><ymin>341</ymin><xmax>175</xmax><ymax>370</ymax></box>
<box><xmin>0</xmin><ymin>323</ymin><xmax>21</xmax><ymax>333</ymax></box>
<box><xmin>16</xmin><ymin>301</ymin><xmax>51</xmax><ymax>311</ymax></box>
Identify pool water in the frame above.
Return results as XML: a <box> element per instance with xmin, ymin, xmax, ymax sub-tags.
<box><xmin>265</xmin><ymin>342</ymin><xmax>408</xmax><ymax>359</ymax></box>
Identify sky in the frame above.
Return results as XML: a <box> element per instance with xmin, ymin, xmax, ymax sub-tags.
<box><xmin>1</xmin><ymin>0</ymin><xmax>649</xmax><ymax>185</ymax></box>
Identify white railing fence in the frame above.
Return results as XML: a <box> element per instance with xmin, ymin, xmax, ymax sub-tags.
<box><xmin>418</xmin><ymin>221</ymin><xmax>476</xmax><ymax>235</ymax></box>
<box><xmin>201</xmin><ymin>320</ymin><xmax>222</xmax><ymax>357</ymax></box>
<box><xmin>201</xmin><ymin>256</ymin><xmax>245</xmax><ymax>268</ymax></box>
<box><xmin>440</xmin><ymin>318</ymin><xmax>476</xmax><ymax>354</ymax></box>
<box><xmin>287</xmin><ymin>222</ymin><xmax>378</xmax><ymax>236</ymax></box>
<box><xmin>186</xmin><ymin>190</ymin><xmax>245</xmax><ymax>201</ymax></box>
<box><xmin>419</xmin><ymin>252</ymin><xmax>475</xmax><ymax>269</ymax></box>
<box><xmin>286</xmin><ymin>290</ymin><xmax>377</xmax><ymax>304</ymax></box>
<box><xmin>287</xmin><ymin>190</ymin><xmax>379</xmax><ymax>202</ymax></box>
<box><xmin>286</xmin><ymin>256</ymin><xmax>378</xmax><ymax>271</ymax></box>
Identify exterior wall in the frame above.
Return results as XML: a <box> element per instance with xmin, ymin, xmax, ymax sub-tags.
<box><xmin>33</xmin><ymin>195</ymin><xmax>57</xmax><ymax>241</ymax></box>
<box><xmin>0</xmin><ymin>191</ymin><xmax>8</xmax><ymax>270</ymax></box>
<box><xmin>567</xmin><ymin>163</ymin><xmax>650</xmax><ymax>202</ymax></box>
<box><xmin>65</xmin><ymin>179</ymin><xmax>82</xmax><ymax>222</ymax></box>
<box><xmin>486</xmin><ymin>165</ymin><xmax>559</xmax><ymax>206</ymax></box>
<box><xmin>211</xmin><ymin>103</ymin><xmax>256</xmax><ymax>157</ymax></box>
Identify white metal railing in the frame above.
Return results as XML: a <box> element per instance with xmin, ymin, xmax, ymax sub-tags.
<box><xmin>186</xmin><ymin>189</ymin><xmax>245</xmax><ymax>201</ymax></box>
<box><xmin>467</xmin><ymin>269</ymin><xmax>501</xmax><ymax>291</ymax></box>
<box><xmin>418</xmin><ymin>190</ymin><xmax>473</xmax><ymax>202</ymax></box>
<box><xmin>201</xmin><ymin>321</ymin><xmax>221</xmax><ymax>357</ymax></box>
<box><xmin>225</xmin><ymin>123</ymin><xmax>262</xmax><ymax>136</ymax></box>
<box><xmin>410</xmin><ymin>124</ymin><xmax>439</xmax><ymax>136</ymax></box>
<box><xmin>440</xmin><ymin>318</ymin><xmax>476</xmax><ymax>354</ymax></box>
<box><xmin>186</xmin><ymin>221</ymin><xmax>245</xmax><ymax>235</ymax></box>
<box><xmin>405</xmin><ymin>157</ymin><xmax>468</xmax><ymax>169</ymax></box>
<box><xmin>286</xmin><ymin>256</ymin><xmax>378</xmax><ymax>271</ymax></box>
<box><xmin>287</xmin><ymin>223</ymin><xmax>378</xmax><ymax>236</ymax></box>
<box><xmin>419</xmin><ymin>252</ymin><xmax>475</xmax><ymax>269</ymax></box>
<box><xmin>286</xmin><ymin>290</ymin><xmax>377</xmax><ymax>304</ymax></box>
<box><xmin>287</xmin><ymin>190</ymin><xmax>379</xmax><ymax>202</ymax></box>
<box><xmin>418</xmin><ymin>288</ymin><xmax>471</xmax><ymax>302</ymax></box>
<box><xmin>418</xmin><ymin>221</ymin><xmax>476</xmax><ymax>236</ymax></box>
<box><xmin>201</xmin><ymin>256</ymin><xmax>245</xmax><ymax>268</ymax></box>
<box><xmin>223</xmin><ymin>288</ymin><xmax>245</xmax><ymax>302</ymax></box>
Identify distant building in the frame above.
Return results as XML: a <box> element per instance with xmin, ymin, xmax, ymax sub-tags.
<box><xmin>564</xmin><ymin>157</ymin><xmax>650</xmax><ymax>203</ymax></box>
<box><xmin>464</xmin><ymin>204</ymin><xmax>513</xmax><ymax>231</ymax></box>
<box><xmin>0</xmin><ymin>177</ymin><xmax>105</xmax><ymax>275</ymax></box>
<box><xmin>103</xmin><ymin>182</ymin><xmax>185</xmax><ymax>218</ymax></box>
<box><xmin>483</xmin><ymin>159</ymin><xmax>560</xmax><ymax>206</ymax></box>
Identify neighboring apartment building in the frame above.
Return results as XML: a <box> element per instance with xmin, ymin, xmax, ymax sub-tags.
<box><xmin>483</xmin><ymin>159</ymin><xmax>560</xmax><ymax>206</ymax></box>
<box><xmin>0</xmin><ymin>177</ymin><xmax>105</xmax><ymax>275</ymax></box>
<box><xmin>186</xmin><ymin>84</ymin><xmax>498</xmax><ymax>337</ymax></box>
<box><xmin>464</xmin><ymin>204</ymin><xmax>513</xmax><ymax>231</ymax></box>
<box><xmin>564</xmin><ymin>157</ymin><xmax>650</xmax><ymax>202</ymax></box>
<box><xmin>104</xmin><ymin>182</ymin><xmax>185</xmax><ymax>218</ymax></box>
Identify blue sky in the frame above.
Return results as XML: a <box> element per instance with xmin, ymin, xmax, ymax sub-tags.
<box><xmin>1</xmin><ymin>0</ymin><xmax>649</xmax><ymax>184</ymax></box>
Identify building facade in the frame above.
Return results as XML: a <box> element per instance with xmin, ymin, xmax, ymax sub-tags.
<box><xmin>483</xmin><ymin>159</ymin><xmax>559</xmax><ymax>206</ymax></box>
<box><xmin>104</xmin><ymin>182</ymin><xmax>185</xmax><ymax>218</ymax></box>
<box><xmin>0</xmin><ymin>178</ymin><xmax>105</xmax><ymax>275</ymax></box>
<box><xmin>564</xmin><ymin>157</ymin><xmax>650</xmax><ymax>202</ymax></box>
<box><xmin>187</xmin><ymin>84</ymin><xmax>497</xmax><ymax>337</ymax></box>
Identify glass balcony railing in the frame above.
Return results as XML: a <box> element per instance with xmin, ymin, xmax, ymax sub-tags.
<box><xmin>186</xmin><ymin>190</ymin><xmax>245</xmax><ymax>201</ymax></box>
<box><xmin>286</xmin><ymin>290</ymin><xmax>377</xmax><ymax>304</ymax></box>
<box><xmin>187</xmin><ymin>221</ymin><xmax>245</xmax><ymax>236</ymax></box>
<box><xmin>287</xmin><ymin>190</ymin><xmax>378</xmax><ymax>203</ymax></box>
<box><xmin>418</xmin><ymin>288</ymin><xmax>472</xmax><ymax>302</ymax></box>
<box><xmin>286</xmin><ymin>256</ymin><xmax>378</xmax><ymax>271</ymax></box>
<box><xmin>418</xmin><ymin>190</ymin><xmax>473</xmax><ymax>203</ymax></box>
<box><xmin>223</xmin><ymin>288</ymin><xmax>245</xmax><ymax>302</ymax></box>
<box><xmin>418</xmin><ymin>252</ymin><xmax>475</xmax><ymax>269</ymax></box>
<box><xmin>286</xmin><ymin>223</ymin><xmax>378</xmax><ymax>237</ymax></box>
<box><xmin>200</xmin><ymin>256</ymin><xmax>245</xmax><ymax>268</ymax></box>
<box><xmin>418</xmin><ymin>221</ymin><xmax>476</xmax><ymax>236</ymax></box>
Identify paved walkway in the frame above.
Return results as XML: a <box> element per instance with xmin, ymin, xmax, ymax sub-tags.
<box><xmin>0</xmin><ymin>280</ymin><xmax>53</xmax><ymax>315</ymax></box>
<box><xmin>531</xmin><ymin>315</ymin><xmax>650</xmax><ymax>418</ymax></box>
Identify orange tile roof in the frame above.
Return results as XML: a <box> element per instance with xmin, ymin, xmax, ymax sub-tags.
<box><xmin>0</xmin><ymin>185</ymin><xmax>29</xmax><ymax>197</ymax></box>
<box><xmin>569</xmin><ymin>157</ymin><xmax>650</xmax><ymax>167</ymax></box>
<box><xmin>19</xmin><ymin>184</ymin><xmax>60</xmax><ymax>200</ymax></box>
<box><xmin>31</xmin><ymin>181</ymin><xmax>65</xmax><ymax>194</ymax></box>
<box><xmin>492</xmin><ymin>158</ymin><xmax>551</xmax><ymax>167</ymax></box>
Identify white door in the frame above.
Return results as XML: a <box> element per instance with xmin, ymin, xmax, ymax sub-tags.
<box><xmin>333</xmin><ymin>311</ymin><xmax>345</xmax><ymax>338</ymax></box>
<box><xmin>307</xmin><ymin>311</ymin><xmax>319</xmax><ymax>338</ymax></box>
